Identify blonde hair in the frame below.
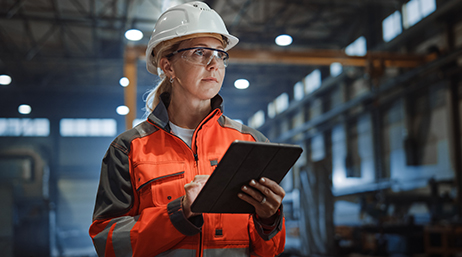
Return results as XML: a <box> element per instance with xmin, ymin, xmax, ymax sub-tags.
<box><xmin>144</xmin><ymin>38</ymin><xmax>182</xmax><ymax>115</ymax></box>
<box><xmin>144</xmin><ymin>33</ymin><xmax>228</xmax><ymax>116</ymax></box>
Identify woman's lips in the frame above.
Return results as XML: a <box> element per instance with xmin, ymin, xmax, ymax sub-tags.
<box><xmin>202</xmin><ymin>77</ymin><xmax>218</xmax><ymax>83</ymax></box>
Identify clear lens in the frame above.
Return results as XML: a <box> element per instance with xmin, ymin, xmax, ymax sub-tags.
<box><xmin>180</xmin><ymin>47</ymin><xmax>228</xmax><ymax>68</ymax></box>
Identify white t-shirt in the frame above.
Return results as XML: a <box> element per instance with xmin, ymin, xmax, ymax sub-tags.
<box><xmin>169</xmin><ymin>121</ymin><xmax>195</xmax><ymax>147</ymax></box>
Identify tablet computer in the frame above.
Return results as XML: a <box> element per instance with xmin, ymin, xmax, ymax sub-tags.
<box><xmin>191</xmin><ymin>140</ymin><xmax>303</xmax><ymax>214</ymax></box>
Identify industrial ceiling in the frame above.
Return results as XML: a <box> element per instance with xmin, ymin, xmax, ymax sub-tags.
<box><xmin>0</xmin><ymin>0</ymin><xmax>408</xmax><ymax>123</ymax></box>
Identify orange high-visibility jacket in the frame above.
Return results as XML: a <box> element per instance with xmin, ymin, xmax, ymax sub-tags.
<box><xmin>89</xmin><ymin>93</ymin><xmax>286</xmax><ymax>257</ymax></box>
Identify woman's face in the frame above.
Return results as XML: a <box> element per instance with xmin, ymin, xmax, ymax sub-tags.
<box><xmin>167</xmin><ymin>37</ymin><xmax>226</xmax><ymax>103</ymax></box>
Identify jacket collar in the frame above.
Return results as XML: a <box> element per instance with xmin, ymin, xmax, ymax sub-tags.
<box><xmin>148</xmin><ymin>92</ymin><xmax>224</xmax><ymax>131</ymax></box>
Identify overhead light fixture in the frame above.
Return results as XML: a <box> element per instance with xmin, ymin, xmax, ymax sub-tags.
<box><xmin>18</xmin><ymin>104</ymin><xmax>31</xmax><ymax>115</ymax></box>
<box><xmin>125</xmin><ymin>29</ymin><xmax>143</xmax><ymax>41</ymax></box>
<box><xmin>234</xmin><ymin>79</ymin><xmax>249</xmax><ymax>89</ymax></box>
<box><xmin>0</xmin><ymin>74</ymin><xmax>12</xmax><ymax>85</ymax></box>
<box><xmin>119</xmin><ymin>77</ymin><xmax>129</xmax><ymax>87</ymax></box>
<box><xmin>275</xmin><ymin>34</ymin><xmax>293</xmax><ymax>46</ymax></box>
<box><xmin>116</xmin><ymin>105</ymin><xmax>130</xmax><ymax>115</ymax></box>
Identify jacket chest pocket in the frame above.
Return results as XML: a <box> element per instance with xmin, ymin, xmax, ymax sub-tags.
<box><xmin>134</xmin><ymin>162</ymin><xmax>186</xmax><ymax>206</ymax></box>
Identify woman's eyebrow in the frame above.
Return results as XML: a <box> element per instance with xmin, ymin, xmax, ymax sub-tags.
<box><xmin>190</xmin><ymin>43</ymin><xmax>225</xmax><ymax>50</ymax></box>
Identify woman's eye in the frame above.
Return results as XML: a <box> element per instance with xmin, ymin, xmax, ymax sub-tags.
<box><xmin>193</xmin><ymin>49</ymin><xmax>204</xmax><ymax>56</ymax></box>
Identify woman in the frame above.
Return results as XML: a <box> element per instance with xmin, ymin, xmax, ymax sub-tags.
<box><xmin>89</xmin><ymin>2</ymin><xmax>286</xmax><ymax>256</ymax></box>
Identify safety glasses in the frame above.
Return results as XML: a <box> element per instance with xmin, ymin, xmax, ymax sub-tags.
<box><xmin>167</xmin><ymin>47</ymin><xmax>229</xmax><ymax>68</ymax></box>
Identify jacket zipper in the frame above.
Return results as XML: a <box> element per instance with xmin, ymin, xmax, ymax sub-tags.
<box><xmin>165</xmin><ymin>131</ymin><xmax>202</xmax><ymax>257</ymax></box>
<box><xmin>198</xmin><ymin>231</ymin><xmax>203</xmax><ymax>257</ymax></box>
<box><xmin>191</xmin><ymin>109</ymin><xmax>219</xmax><ymax>163</ymax></box>
<box><xmin>191</xmin><ymin>110</ymin><xmax>218</xmax><ymax>257</ymax></box>
<box><xmin>157</xmin><ymin>109</ymin><xmax>220</xmax><ymax>257</ymax></box>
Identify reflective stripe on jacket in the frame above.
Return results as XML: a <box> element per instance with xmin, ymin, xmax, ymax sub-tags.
<box><xmin>89</xmin><ymin>93</ymin><xmax>286</xmax><ymax>257</ymax></box>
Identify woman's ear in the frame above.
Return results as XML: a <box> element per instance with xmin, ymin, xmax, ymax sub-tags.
<box><xmin>159</xmin><ymin>57</ymin><xmax>175</xmax><ymax>78</ymax></box>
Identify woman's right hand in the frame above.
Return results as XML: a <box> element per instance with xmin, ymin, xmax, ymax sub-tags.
<box><xmin>182</xmin><ymin>175</ymin><xmax>209</xmax><ymax>218</ymax></box>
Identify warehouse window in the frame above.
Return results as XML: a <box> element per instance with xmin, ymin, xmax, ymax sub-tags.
<box><xmin>311</xmin><ymin>134</ymin><xmax>325</xmax><ymax>162</ymax></box>
<box><xmin>0</xmin><ymin>118</ymin><xmax>50</xmax><ymax>137</ymax></box>
<box><xmin>276</xmin><ymin>93</ymin><xmax>289</xmax><ymax>114</ymax></box>
<box><xmin>345</xmin><ymin>36</ymin><xmax>367</xmax><ymax>56</ymax></box>
<box><xmin>304</xmin><ymin>69</ymin><xmax>321</xmax><ymax>94</ymax></box>
<box><xmin>60</xmin><ymin>118</ymin><xmax>116</xmax><ymax>137</ymax></box>
<box><xmin>248</xmin><ymin>110</ymin><xmax>265</xmax><ymax>128</ymax></box>
<box><xmin>330</xmin><ymin>62</ymin><xmax>343</xmax><ymax>77</ymax></box>
<box><xmin>268</xmin><ymin>93</ymin><xmax>289</xmax><ymax>118</ymax></box>
<box><xmin>383</xmin><ymin>11</ymin><xmax>403</xmax><ymax>42</ymax></box>
<box><xmin>268</xmin><ymin>102</ymin><xmax>276</xmax><ymax>119</ymax></box>
<box><xmin>403</xmin><ymin>0</ymin><xmax>436</xmax><ymax>29</ymax></box>
<box><xmin>294</xmin><ymin>81</ymin><xmax>304</xmax><ymax>101</ymax></box>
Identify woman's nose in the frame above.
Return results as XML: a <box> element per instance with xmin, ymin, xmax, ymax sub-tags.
<box><xmin>206</xmin><ymin>55</ymin><xmax>220</xmax><ymax>70</ymax></box>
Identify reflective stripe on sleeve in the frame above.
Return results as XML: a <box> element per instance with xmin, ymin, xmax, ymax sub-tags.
<box><xmin>112</xmin><ymin>216</ymin><xmax>138</xmax><ymax>257</ymax></box>
<box><xmin>204</xmin><ymin>248</ymin><xmax>250</xmax><ymax>257</ymax></box>
<box><xmin>155</xmin><ymin>248</ymin><xmax>196</xmax><ymax>257</ymax></box>
<box><xmin>93</xmin><ymin>216</ymin><xmax>138</xmax><ymax>257</ymax></box>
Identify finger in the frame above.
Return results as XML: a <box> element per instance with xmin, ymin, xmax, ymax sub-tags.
<box><xmin>184</xmin><ymin>182</ymin><xmax>202</xmax><ymax>190</ymax></box>
<box><xmin>193</xmin><ymin>175</ymin><xmax>209</xmax><ymax>182</ymax></box>
<box><xmin>258</xmin><ymin>177</ymin><xmax>286</xmax><ymax>197</ymax></box>
<box><xmin>238</xmin><ymin>192</ymin><xmax>276</xmax><ymax>219</ymax></box>
<box><xmin>192</xmin><ymin>175</ymin><xmax>209</xmax><ymax>184</ymax></box>
<box><xmin>184</xmin><ymin>180</ymin><xmax>207</xmax><ymax>198</ymax></box>
<box><xmin>241</xmin><ymin>185</ymin><xmax>266</xmax><ymax>203</ymax></box>
<box><xmin>238</xmin><ymin>192</ymin><xmax>265</xmax><ymax>207</ymax></box>
<box><xmin>248</xmin><ymin>179</ymin><xmax>279</xmax><ymax>201</ymax></box>
<box><xmin>184</xmin><ymin>182</ymin><xmax>206</xmax><ymax>216</ymax></box>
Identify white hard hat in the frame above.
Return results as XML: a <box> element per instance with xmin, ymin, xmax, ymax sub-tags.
<box><xmin>145</xmin><ymin>1</ymin><xmax>239</xmax><ymax>75</ymax></box>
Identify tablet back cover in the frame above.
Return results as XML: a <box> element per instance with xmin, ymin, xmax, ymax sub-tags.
<box><xmin>191</xmin><ymin>141</ymin><xmax>303</xmax><ymax>213</ymax></box>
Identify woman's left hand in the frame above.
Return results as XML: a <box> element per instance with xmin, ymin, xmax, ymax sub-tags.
<box><xmin>238</xmin><ymin>177</ymin><xmax>285</xmax><ymax>221</ymax></box>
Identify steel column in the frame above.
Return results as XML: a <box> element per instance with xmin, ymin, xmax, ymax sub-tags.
<box><xmin>124</xmin><ymin>45</ymin><xmax>137</xmax><ymax>130</ymax></box>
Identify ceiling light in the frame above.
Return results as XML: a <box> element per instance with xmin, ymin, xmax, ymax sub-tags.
<box><xmin>116</xmin><ymin>105</ymin><xmax>130</xmax><ymax>115</ymax></box>
<box><xmin>0</xmin><ymin>74</ymin><xmax>12</xmax><ymax>85</ymax></box>
<box><xmin>119</xmin><ymin>77</ymin><xmax>129</xmax><ymax>87</ymax></box>
<box><xmin>125</xmin><ymin>29</ymin><xmax>143</xmax><ymax>41</ymax></box>
<box><xmin>18</xmin><ymin>104</ymin><xmax>31</xmax><ymax>115</ymax></box>
<box><xmin>275</xmin><ymin>34</ymin><xmax>293</xmax><ymax>46</ymax></box>
<box><xmin>234</xmin><ymin>79</ymin><xmax>249</xmax><ymax>89</ymax></box>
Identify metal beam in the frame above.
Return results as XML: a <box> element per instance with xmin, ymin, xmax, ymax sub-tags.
<box><xmin>130</xmin><ymin>44</ymin><xmax>435</xmax><ymax>68</ymax></box>
<box><xmin>230</xmin><ymin>0</ymin><xmax>253</xmax><ymax>28</ymax></box>
<box><xmin>227</xmin><ymin>48</ymin><xmax>436</xmax><ymax>68</ymax></box>
<box><xmin>25</xmin><ymin>24</ymin><xmax>59</xmax><ymax>60</ymax></box>
<box><xmin>448</xmin><ymin>75</ymin><xmax>462</xmax><ymax>217</ymax></box>
<box><xmin>6</xmin><ymin>0</ymin><xmax>25</xmax><ymax>18</ymax></box>
<box><xmin>68</xmin><ymin>0</ymin><xmax>90</xmax><ymax>17</ymax></box>
<box><xmin>0</xmin><ymin>12</ymin><xmax>157</xmax><ymax>28</ymax></box>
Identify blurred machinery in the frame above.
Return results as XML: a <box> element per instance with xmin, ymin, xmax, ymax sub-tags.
<box><xmin>0</xmin><ymin>148</ymin><xmax>54</xmax><ymax>257</ymax></box>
